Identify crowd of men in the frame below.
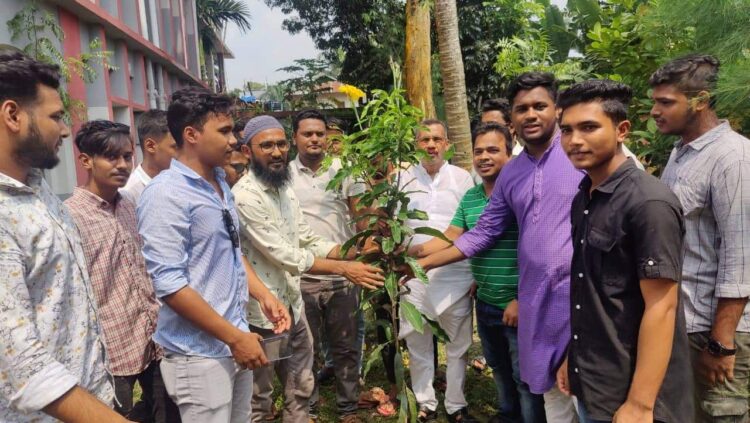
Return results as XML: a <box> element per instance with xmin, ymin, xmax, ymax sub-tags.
<box><xmin>1</xmin><ymin>47</ymin><xmax>748</xmax><ymax>423</ymax></box>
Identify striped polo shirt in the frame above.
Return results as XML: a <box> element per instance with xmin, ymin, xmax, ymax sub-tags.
<box><xmin>450</xmin><ymin>183</ymin><xmax>519</xmax><ymax>309</ymax></box>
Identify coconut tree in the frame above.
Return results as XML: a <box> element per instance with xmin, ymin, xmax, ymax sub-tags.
<box><xmin>196</xmin><ymin>0</ymin><xmax>252</xmax><ymax>89</ymax></box>
<box><xmin>404</xmin><ymin>0</ymin><xmax>436</xmax><ymax>118</ymax></box>
<box><xmin>434</xmin><ymin>0</ymin><xmax>472</xmax><ymax>170</ymax></box>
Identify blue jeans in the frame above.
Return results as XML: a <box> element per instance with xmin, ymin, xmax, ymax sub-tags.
<box><xmin>476</xmin><ymin>300</ymin><xmax>546</xmax><ymax>423</ymax></box>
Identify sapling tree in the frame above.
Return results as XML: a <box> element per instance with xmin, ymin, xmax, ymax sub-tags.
<box><xmin>328</xmin><ymin>74</ymin><xmax>450</xmax><ymax>422</ymax></box>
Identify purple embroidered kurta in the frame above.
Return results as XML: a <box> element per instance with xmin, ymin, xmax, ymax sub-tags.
<box><xmin>454</xmin><ymin>132</ymin><xmax>584</xmax><ymax>394</ymax></box>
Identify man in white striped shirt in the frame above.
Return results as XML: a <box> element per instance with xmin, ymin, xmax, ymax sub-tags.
<box><xmin>652</xmin><ymin>54</ymin><xmax>750</xmax><ymax>423</ymax></box>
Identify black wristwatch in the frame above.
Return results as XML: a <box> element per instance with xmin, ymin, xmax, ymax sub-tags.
<box><xmin>705</xmin><ymin>336</ymin><xmax>737</xmax><ymax>357</ymax></box>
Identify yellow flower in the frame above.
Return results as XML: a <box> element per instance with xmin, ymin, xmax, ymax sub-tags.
<box><xmin>338</xmin><ymin>84</ymin><xmax>365</xmax><ymax>103</ymax></box>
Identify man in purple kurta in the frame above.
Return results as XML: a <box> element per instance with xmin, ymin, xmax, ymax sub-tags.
<box><xmin>418</xmin><ymin>72</ymin><xmax>583</xmax><ymax>422</ymax></box>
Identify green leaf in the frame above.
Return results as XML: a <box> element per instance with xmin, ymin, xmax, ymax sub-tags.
<box><xmin>425</xmin><ymin>317</ymin><xmax>451</xmax><ymax>343</ymax></box>
<box><xmin>406</xmin><ymin>210</ymin><xmax>428</xmax><ymax>220</ymax></box>
<box><xmin>340</xmin><ymin>229</ymin><xmax>373</xmax><ymax>258</ymax></box>
<box><xmin>414</xmin><ymin>226</ymin><xmax>451</xmax><ymax>243</ymax></box>
<box><xmin>382</xmin><ymin>237</ymin><xmax>395</xmax><ymax>254</ymax></box>
<box><xmin>389</xmin><ymin>220</ymin><xmax>403</xmax><ymax>244</ymax></box>
<box><xmin>405</xmin><ymin>256</ymin><xmax>428</xmax><ymax>284</ymax></box>
<box><xmin>362</xmin><ymin>343</ymin><xmax>387</xmax><ymax>379</ymax></box>
<box><xmin>384</xmin><ymin>272</ymin><xmax>398</xmax><ymax>301</ymax></box>
<box><xmin>400</xmin><ymin>300</ymin><xmax>424</xmax><ymax>334</ymax></box>
<box><xmin>406</xmin><ymin>387</ymin><xmax>418</xmax><ymax>422</ymax></box>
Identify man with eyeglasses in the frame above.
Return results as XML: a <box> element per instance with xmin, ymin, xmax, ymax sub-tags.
<box><xmin>399</xmin><ymin>119</ymin><xmax>478</xmax><ymax>422</ymax></box>
<box><xmin>137</xmin><ymin>87</ymin><xmax>291</xmax><ymax>423</ymax></box>
<box><xmin>232</xmin><ymin>115</ymin><xmax>385</xmax><ymax>423</ymax></box>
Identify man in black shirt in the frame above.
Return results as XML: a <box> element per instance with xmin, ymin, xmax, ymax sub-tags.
<box><xmin>554</xmin><ymin>79</ymin><xmax>692</xmax><ymax>422</ymax></box>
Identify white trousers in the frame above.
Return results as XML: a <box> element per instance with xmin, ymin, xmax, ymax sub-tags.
<box><xmin>543</xmin><ymin>385</ymin><xmax>579</xmax><ymax>423</ymax></box>
<box><xmin>402</xmin><ymin>294</ymin><xmax>473</xmax><ymax>414</ymax></box>
<box><xmin>161</xmin><ymin>353</ymin><xmax>253</xmax><ymax>423</ymax></box>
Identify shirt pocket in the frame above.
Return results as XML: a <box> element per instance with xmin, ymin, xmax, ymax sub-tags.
<box><xmin>587</xmin><ymin>227</ymin><xmax>621</xmax><ymax>287</ymax></box>
<box><xmin>674</xmin><ymin>175</ymin><xmax>708</xmax><ymax>217</ymax></box>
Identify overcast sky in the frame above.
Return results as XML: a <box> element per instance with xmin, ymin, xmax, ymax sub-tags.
<box><xmin>224</xmin><ymin>0</ymin><xmax>568</xmax><ymax>90</ymax></box>
<box><xmin>223</xmin><ymin>1</ymin><xmax>320</xmax><ymax>90</ymax></box>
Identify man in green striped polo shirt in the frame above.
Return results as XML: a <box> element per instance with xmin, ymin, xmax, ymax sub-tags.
<box><xmin>410</xmin><ymin>122</ymin><xmax>544</xmax><ymax>422</ymax></box>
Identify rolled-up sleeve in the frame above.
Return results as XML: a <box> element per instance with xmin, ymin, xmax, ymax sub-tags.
<box><xmin>454</xmin><ymin>173</ymin><xmax>512</xmax><ymax>257</ymax></box>
<box><xmin>235</xmin><ymin>188</ymin><xmax>327</xmax><ymax>275</ymax></box>
<box><xmin>137</xmin><ymin>183</ymin><xmax>191</xmax><ymax>298</ymax></box>
<box><xmin>713</xmin><ymin>160</ymin><xmax>750</xmax><ymax>298</ymax></box>
<box><xmin>297</xmin><ymin>207</ymin><xmax>338</xmax><ymax>259</ymax></box>
<box><xmin>0</xmin><ymin>234</ymin><xmax>78</xmax><ymax>412</ymax></box>
<box><xmin>630</xmin><ymin>200</ymin><xmax>685</xmax><ymax>282</ymax></box>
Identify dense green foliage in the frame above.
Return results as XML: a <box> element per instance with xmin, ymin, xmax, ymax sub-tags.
<box><xmin>493</xmin><ymin>0</ymin><xmax>750</xmax><ymax>174</ymax></box>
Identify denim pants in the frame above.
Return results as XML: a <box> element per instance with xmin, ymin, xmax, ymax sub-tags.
<box><xmin>476</xmin><ymin>300</ymin><xmax>546</xmax><ymax>423</ymax></box>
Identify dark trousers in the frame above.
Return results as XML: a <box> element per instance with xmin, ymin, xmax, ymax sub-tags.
<box><xmin>302</xmin><ymin>278</ymin><xmax>361</xmax><ymax>415</ymax></box>
<box><xmin>114</xmin><ymin>359</ymin><xmax>181</xmax><ymax>423</ymax></box>
<box><xmin>476</xmin><ymin>300</ymin><xmax>546</xmax><ymax>423</ymax></box>
<box><xmin>577</xmin><ymin>399</ymin><xmax>666</xmax><ymax>423</ymax></box>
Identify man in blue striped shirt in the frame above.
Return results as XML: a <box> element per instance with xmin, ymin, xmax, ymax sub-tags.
<box><xmin>138</xmin><ymin>87</ymin><xmax>290</xmax><ymax>423</ymax></box>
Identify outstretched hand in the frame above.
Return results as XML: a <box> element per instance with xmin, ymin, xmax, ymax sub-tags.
<box><xmin>341</xmin><ymin>261</ymin><xmax>385</xmax><ymax>289</ymax></box>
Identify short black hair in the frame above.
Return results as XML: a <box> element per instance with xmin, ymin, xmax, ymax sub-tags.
<box><xmin>326</xmin><ymin>116</ymin><xmax>347</xmax><ymax>134</ymax></box>
<box><xmin>418</xmin><ymin>119</ymin><xmax>448</xmax><ymax>137</ymax></box>
<box><xmin>481</xmin><ymin>98</ymin><xmax>511</xmax><ymax>124</ymax></box>
<box><xmin>233</xmin><ymin>116</ymin><xmax>249</xmax><ymax>143</ymax></box>
<box><xmin>75</xmin><ymin>120</ymin><xmax>132</xmax><ymax>157</ymax></box>
<box><xmin>506</xmin><ymin>72</ymin><xmax>558</xmax><ymax>106</ymax></box>
<box><xmin>167</xmin><ymin>86</ymin><xmax>234</xmax><ymax>147</ymax></box>
<box><xmin>649</xmin><ymin>54</ymin><xmax>720</xmax><ymax>107</ymax></box>
<box><xmin>0</xmin><ymin>50</ymin><xmax>61</xmax><ymax>105</ymax></box>
<box><xmin>557</xmin><ymin>79</ymin><xmax>633</xmax><ymax>124</ymax></box>
<box><xmin>136</xmin><ymin>109</ymin><xmax>169</xmax><ymax>151</ymax></box>
<box><xmin>292</xmin><ymin>109</ymin><xmax>326</xmax><ymax>133</ymax></box>
<box><xmin>472</xmin><ymin>122</ymin><xmax>513</xmax><ymax>155</ymax></box>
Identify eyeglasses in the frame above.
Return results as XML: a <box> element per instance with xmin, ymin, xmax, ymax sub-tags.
<box><xmin>222</xmin><ymin>209</ymin><xmax>240</xmax><ymax>249</ymax></box>
<box><xmin>417</xmin><ymin>136</ymin><xmax>446</xmax><ymax>146</ymax></box>
<box><xmin>252</xmin><ymin>140</ymin><xmax>290</xmax><ymax>154</ymax></box>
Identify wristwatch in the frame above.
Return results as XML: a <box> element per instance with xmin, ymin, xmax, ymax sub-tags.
<box><xmin>705</xmin><ymin>336</ymin><xmax>737</xmax><ymax>357</ymax></box>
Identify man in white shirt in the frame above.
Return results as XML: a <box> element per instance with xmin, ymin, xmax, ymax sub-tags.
<box><xmin>121</xmin><ymin>109</ymin><xmax>177</xmax><ymax>203</ymax></box>
<box><xmin>288</xmin><ymin>109</ymin><xmax>366</xmax><ymax>421</ymax></box>
<box><xmin>400</xmin><ymin>119</ymin><xmax>478</xmax><ymax>422</ymax></box>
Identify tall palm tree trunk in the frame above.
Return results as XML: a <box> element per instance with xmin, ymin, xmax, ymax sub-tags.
<box><xmin>405</xmin><ymin>0</ymin><xmax>436</xmax><ymax>118</ymax></box>
<box><xmin>435</xmin><ymin>0</ymin><xmax>472</xmax><ymax>171</ymax></box>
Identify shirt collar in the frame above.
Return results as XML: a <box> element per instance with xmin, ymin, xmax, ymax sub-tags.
<box><xmin>170</xmin><ymin>158</ymin><xmax>228</xmax><ymax>182</ymax></box>
<box><xmin>416</xmin><ymin>160</ymin><xmax>449</xmax><ymax>178</ymax></box>
<box><xmin>291</xmin><ymin>156</ymin><xmax>325</xmax><ymax>176</ymax></box>
<box><xmin>71</xmin><ymin>186</ymin><xmax>121</xmax><ymax>210</ymax></box>
<box><xmin>579</xmin><ymin>158</ymin><xmax>638</xmax><ymax>194</ymax></box>
<box><xmin>0</xmin><ymin>168</ymin><xmax>44</xmax><ymax>194</ymax></box>
<box><xmin>134</xmin><ymin>164</ymin><xmax>151</xmax><ymax>184</ymax></box>
<box><xmin>522</xmin><ymin>129</ymin><xmax>561</xmax><ymax>163</ymax></box>
<box><xmin>678</xmin><ymin>120</ymin><xmax>731</xmax><ymax>151</ymax></box>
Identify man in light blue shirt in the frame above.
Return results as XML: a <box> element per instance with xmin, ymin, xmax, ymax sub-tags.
<box><xmin>138</xmin><ymin>87</ymin><xmax>290</xmax><ymax>423</ymax></box>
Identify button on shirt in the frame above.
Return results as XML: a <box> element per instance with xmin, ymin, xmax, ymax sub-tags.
<box><xmin>138</xmin><ymin>159</ymin><xmax>249</xmax><ymax>357</ymax></box>
<box><xmin>453</xmin><ymin>132</ymin><xmax>583</xmax><ymax>394</ymax></box>
<box><xmin>233</xmin><ymin>170</ymin><xmax>337</xmax><ymax>330</ymax></box>
<box><xmin>0</xmin><ymin>169</ymin><xmax>113</xmax><ymax>421</ymax></box>
<box><xmin>400</xmin><ymin>162</ymin><xmax>474</xmax><ymax>319</ymax></box>
<box><xmin>289</xmin><ymin>157</ymin><xmax>365</xmax><ymax>281</ymax></box>
<box><xmin>568</xmin><ymin>159</ymin><xmax>691</xmax><ymax>422</ymax></box>
<box><xmin>65</xmin><ymin>188</ymin><xmax>160</xmax><ymax>376</ymax></box>
<box><xmin>661</xmin><ymin>121</ymin><xmax>750</xmax><ymax>333</ymax></box>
